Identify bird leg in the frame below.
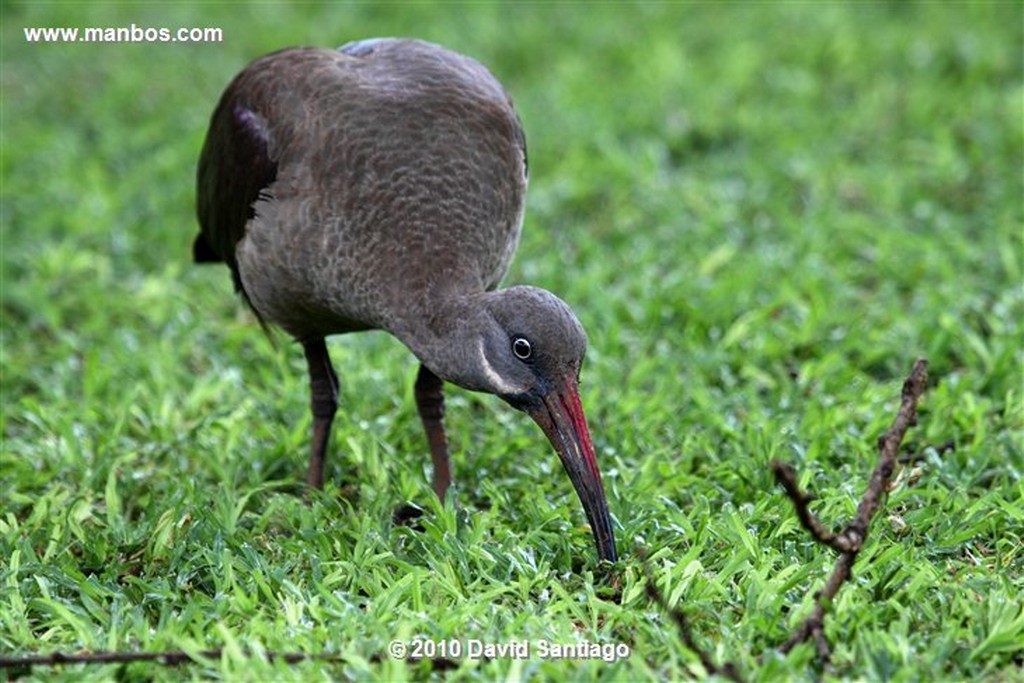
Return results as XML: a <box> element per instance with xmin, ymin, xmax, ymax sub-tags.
<box><xmin>414</xmin><ymin>364</ymin><xmax>452</xmax><ymax>501</ymax></box>
<box><xmin>303</xmin><ymin>338</ymin><xmax>339</xmax><ymax>490</ymax></box>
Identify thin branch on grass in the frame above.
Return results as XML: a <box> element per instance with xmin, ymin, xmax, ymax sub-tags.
<box><xmin>0</xmin><ymin>649</ymin><xmax>347</xmax><ymax>669</ymax></box>
<box><xmin>0</xmin><ymin>648</ymin><xmax>459</xmax><ymax>672</ymax></box>
<box><xmin>645</xmin><ymin>358</ymin><xmax>929</xmax><ymax>676</ymax></box>
<box><xmin>642</xmin><ymin>565</ymin><xmax>744</xmax><ymax>683</ymax></box>
<box><xmin>772</xmin><ymin>461</ymin><xmax>853</xmax><ymax>552</ymax></box>
<box><xmin>774</xmin><ymin>358</ymin><xmax>928</xmax><ymax>662</ymax></box>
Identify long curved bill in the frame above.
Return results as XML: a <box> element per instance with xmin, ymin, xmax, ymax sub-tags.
<box><xmin>528</xmin><ymin>376</ymin><xmax>617</xmax><ymax>563</ymax></box>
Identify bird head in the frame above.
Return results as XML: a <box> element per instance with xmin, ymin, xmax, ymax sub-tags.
<box><xmin>428</xmin><ymin>286</ymin><xmax>617</xmax><ymax>563</ymax></box>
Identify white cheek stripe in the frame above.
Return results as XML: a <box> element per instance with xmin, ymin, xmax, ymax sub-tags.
<box><xmin>478</xmin><ymin>338</ymin><xmax>520</xmax><ymax>395</ymax></box>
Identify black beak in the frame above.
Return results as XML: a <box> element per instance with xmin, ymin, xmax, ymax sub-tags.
<box><xmin>526</xmin><ymin>375</ymin><xmax>617</xmax><ymax>563</ymax></box>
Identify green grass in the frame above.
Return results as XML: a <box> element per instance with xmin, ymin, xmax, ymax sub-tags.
<box><xmin>2</xmin><ymin>2</ymin><xmax>1022</xmax><ymax>680</ymax></box>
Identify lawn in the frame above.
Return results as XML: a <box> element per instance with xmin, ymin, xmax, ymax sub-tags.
<box><xmin>2</xmin><ymin>2</ymin><xmax>1022</xmax><ymax>681</ymax></box>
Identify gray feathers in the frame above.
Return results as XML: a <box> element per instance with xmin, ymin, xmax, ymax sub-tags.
<box><xmin>195</xmin><ymin>39</ymin><xmax>579</xmax><ymax>398</ymax></box>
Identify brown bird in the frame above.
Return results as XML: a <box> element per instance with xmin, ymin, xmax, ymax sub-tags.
<box><xmin>194</xmin><ymin>38</ymin><xmax>616</xmax><ymax>562</ymax></box>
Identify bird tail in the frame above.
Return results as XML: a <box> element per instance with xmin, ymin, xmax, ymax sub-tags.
<box><xmin>192</xmin><ymin>233</ymin><xmax>221</xmax><ymax>263</ymax></box>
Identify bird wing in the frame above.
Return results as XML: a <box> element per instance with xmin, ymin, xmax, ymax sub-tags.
<box><xmin>195</xmin><ymin>42</ymin><xmax>528</xmax><ymax>325</ymax></box>
<box><xmin>194</xmin><ymin>53</ymin><xmax>284</xmax><ymax>300</ymax></box>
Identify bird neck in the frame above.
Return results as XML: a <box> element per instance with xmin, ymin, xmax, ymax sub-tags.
<box><xmin>391</xmin><ymin>291</ymin><xmax>492</xmax><ymax>390</ymax></box>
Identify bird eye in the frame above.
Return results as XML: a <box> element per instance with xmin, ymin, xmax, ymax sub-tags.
<box><xmin>511</xmin><ymin>336</ymin><xmax>533</xmax><ymax>361</ymax></box>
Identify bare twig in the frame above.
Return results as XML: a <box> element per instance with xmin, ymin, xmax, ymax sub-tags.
<box><xmin>771</xmin><ymin>461</ymin><xmax>853</xmax><ymax>552</ymax></box>
<box><xmin>0</xmin><ymin>648</ymin><xmax>459</xmax><ymax>672</ymax></box>
<box><xmin>643</xmin><ymin>563</ymin><xmax>744</xmax><ymax>683</ymax></box>
<box><xmin>645</xmin><ymin>359</ymin><xmax>929</xmax><ymax>678</ymax></box>
<box><xmin>0</xmin><ymin>649</ymin><xmax>344</xmax><ymax>668</ymax></box>
<box><xmin>774</xmin><ymin>359</ymin><xmax>929</xmax><ymax>662</ymax></box>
